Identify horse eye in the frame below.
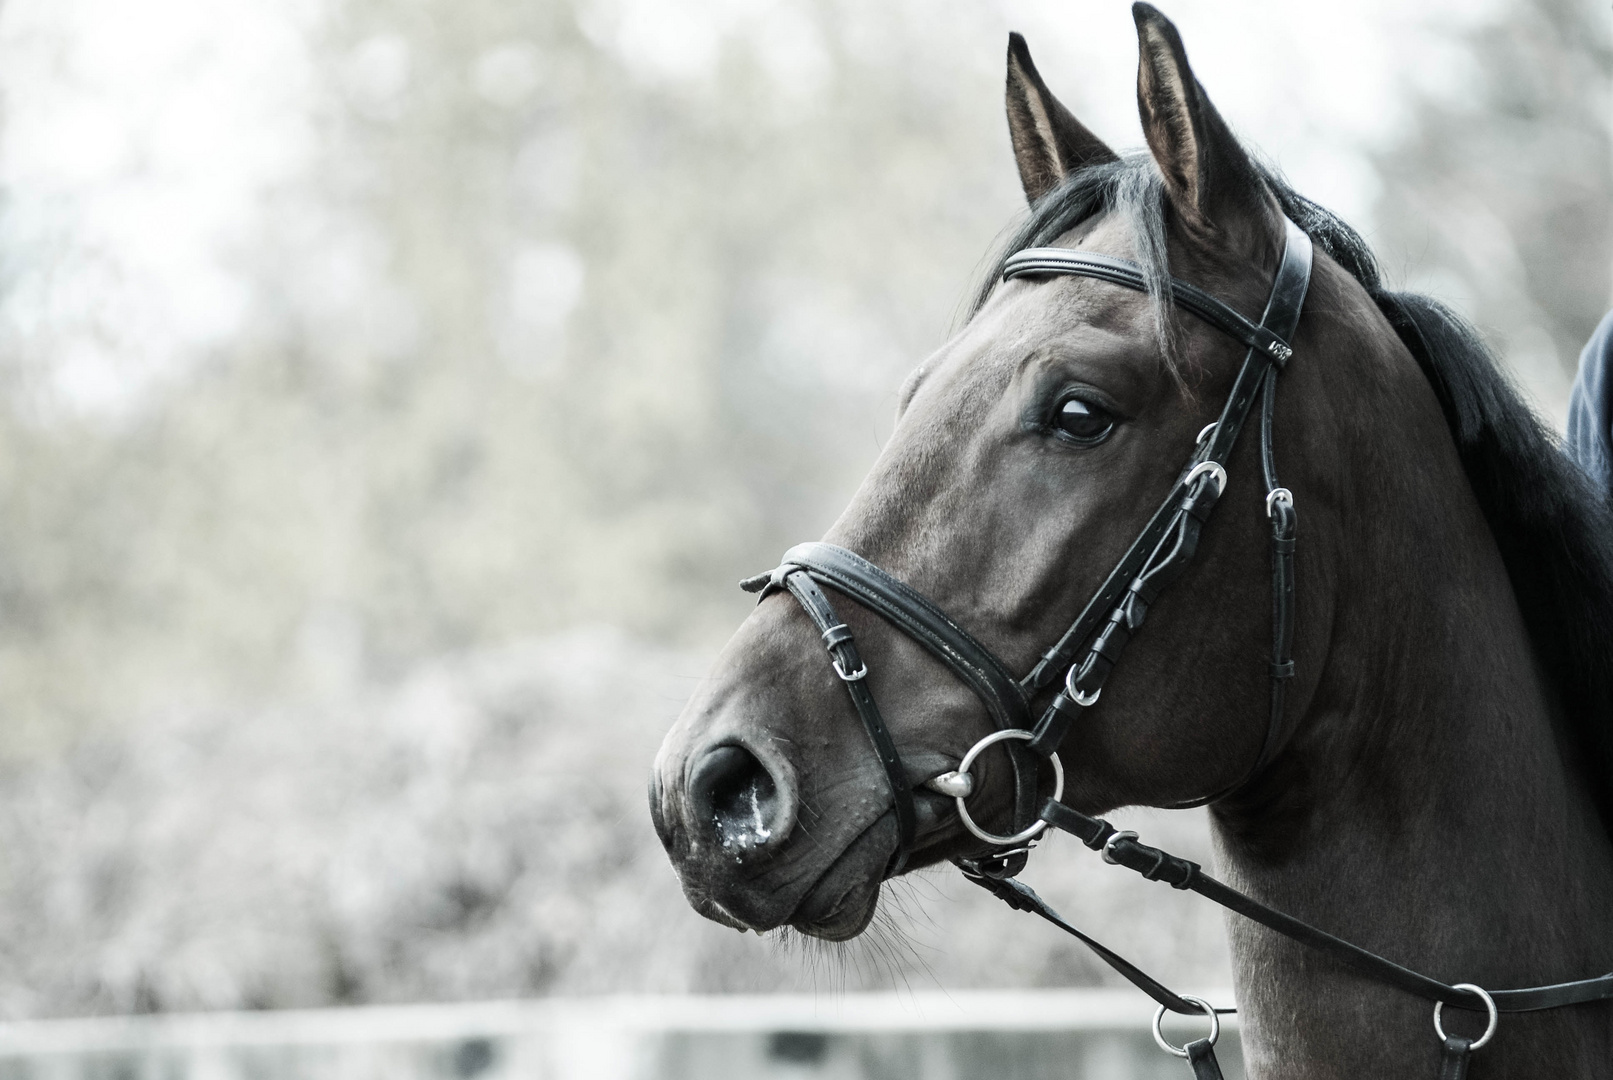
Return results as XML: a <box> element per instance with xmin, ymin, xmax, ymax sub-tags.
<box><xmin>1054</xmin><ymin>397</ymin><xmax>1115</xmax><ymax>443</ymax></box>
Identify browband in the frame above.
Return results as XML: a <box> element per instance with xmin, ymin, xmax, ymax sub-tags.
<box><xmin>1003</xmin><ymin>248</ymin><xmax>1295</xmax><ymax>365</ymax></box>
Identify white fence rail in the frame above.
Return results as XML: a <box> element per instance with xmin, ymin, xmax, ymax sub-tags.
<box><xmin>0</xmin><ymin>990</ymin><xmax>1242</xmax><ymax>1080</ymax></box>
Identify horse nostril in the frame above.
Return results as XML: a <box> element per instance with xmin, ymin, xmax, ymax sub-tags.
<box><xmin>691</xmin><ymin>744</ymin><xmax>782</xmax><ymax>852</ymax></box>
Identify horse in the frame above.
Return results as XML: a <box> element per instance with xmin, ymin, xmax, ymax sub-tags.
<box><xmin>649</xmin><ymin>5</ymin><xmax>1613</xmax><ymax>1076</ymax></box>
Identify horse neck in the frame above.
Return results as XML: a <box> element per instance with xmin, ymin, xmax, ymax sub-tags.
<box><xmin>1206</xmin><ymin>349</ymin><xmax>1613</xmax><ymax>1076</ymax></box>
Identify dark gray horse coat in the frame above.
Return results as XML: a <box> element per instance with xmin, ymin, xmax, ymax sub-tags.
<box><xmin>652</xmin><ymin>6</ymin><xmax>1613</xmax><ymax>1076</ymax></box>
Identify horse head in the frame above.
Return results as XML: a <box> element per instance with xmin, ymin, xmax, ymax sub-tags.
<box><xmin>649</xmin><ymin>13</ymin><xmax>1613</xmax><ymax>1076</ymax></box>
<box><xmin>652</xmin><ymin>3</ymin><xmax>1348</xmax><ymax>939</ymax></box>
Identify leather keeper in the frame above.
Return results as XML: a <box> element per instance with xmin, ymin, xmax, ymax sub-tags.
<box><xmin>1181</xmin><ymin>485</ymin><xmax>1221</xmax><ymax>520</ymax></box>
<box><xmin>820</xmin><ymin>623</ymin><xmax>855</xmax><ymax>650</ymax></box>
<box><xmin>1089</xmin><ymin>618</ymin><xmax>1131</xmax><ymax>663</ymax></box>
<box><xmin>1107</xmin><ymin>835</ymin><xmax>1200</xmax><ymax>889</ymax></box>
<box><xmin>1027</xmin><ymin>693</ymin><xmax>1082</xmax><ymax>756</ymax></box>
<box><xmin>1040</xmin><ymin>798</ymin><xmax>1114</xmax><ymax>849</ymax></box>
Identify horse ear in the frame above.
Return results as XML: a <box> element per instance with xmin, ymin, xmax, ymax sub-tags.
<box><xmin>1006</xmin><ymin>33</ymin><xmax>1117</xmax><ymax>204</ymax></box>
<box><xmin>1132</xmin><ymin>4</ymin><xmax>1268</xmax><ymax>238</ymax></box>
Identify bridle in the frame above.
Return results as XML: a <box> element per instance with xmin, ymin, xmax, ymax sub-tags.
<box><xmin>743</xmin><ymin>220</ymin><xmax>1311</xmax><ymax>872</ymax></box>
<box><xmin>740</xmin><ymin>217</ymin><xmax>1613</xmax><ymax>1078</ymax></box>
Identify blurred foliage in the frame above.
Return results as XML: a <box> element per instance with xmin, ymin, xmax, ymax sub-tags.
<box><xmin>0</xmin><ymin>0</ymin><xmax>1605</xmax><ymax>751</ymax></box>
<box><xmin>0</xmin><ymin>0</ymin><xmax>1606</xmax><ymax>1018</ymax></box>
<box><xmin>0</xmin><ymin>0</ymin><xmax>1030</xmax><ymax>750</ymax></box>
<box><xmin>1373</xmin><ymin>0</ymin><xmax>1612</xmax><ymax>413</ymax></box>
<box><xmin>0</xmin><ymin>631</ymin><xmax>1231</xmax><ymax>1015</ymax></box>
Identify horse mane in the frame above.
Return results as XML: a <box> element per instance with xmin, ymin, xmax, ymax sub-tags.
<box><xmin>974</xmin><ymin>153</ymin><xmax>1613</xmax><ymax>835</ymax></box>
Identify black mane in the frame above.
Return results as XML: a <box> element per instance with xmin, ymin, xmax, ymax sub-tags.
<box><xmin>976</xmin><ymin>154</ymin><xmax>1613</xmax><ymax>834</ymax></box>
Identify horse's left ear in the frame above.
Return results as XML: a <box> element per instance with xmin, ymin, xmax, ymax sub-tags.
<box><xmin>1132</xmin><ymin>4</ymin><xmax>1272</xmax><ymax>240</ymax></box>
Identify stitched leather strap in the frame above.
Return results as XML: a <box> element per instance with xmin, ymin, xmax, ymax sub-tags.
<box><xmin>1037</xmin><ymin>798</ymin><xmax>1613</xmax><ymax>1013</ymax></box>
<box><xmin>777</xmin><ymin>543</ymin><xmax>1039</xmax><ymax>874</ymax></box>
<box><xmin>776</xmin><ymin>570</ymin><xmax>916</xmax><ymax>877</ymax></box>
<box><xmin>745</xmin><ymin>545</ymin><xmax>1040</xmax><ymax>875</ymax></box>
<box><xmin>1019</xmin><ymin>224</ymin><xmax>1310</xmax><ymax>689</ymax></box>
<box><xmin>777</xmin><ymin>543</ymin><xmax>1034</xmax><ymax>732</ymax></box>
<box><xmin>740</xmin><ymin>220</ymin><xmax>1314</xmax><ymax>869</ymax></box>
<box><xmin>1023</xmin><ymin>221</ymin><xmax>1313</xmax><ymax>810</ymax></box>
<box><xmin>1003</xmin><ymin>249</ymin><xmax>1295</xmax><ymax>366</ymax></box>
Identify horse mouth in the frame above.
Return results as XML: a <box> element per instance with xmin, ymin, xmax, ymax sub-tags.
<box><xmin>785</xmin><ymin>811</ymin><xmax>894</xmax><ymax>940</ymax></box>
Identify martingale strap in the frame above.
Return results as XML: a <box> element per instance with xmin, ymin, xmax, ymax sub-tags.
<box><xmin>1029</xmin><ymin>799</ymin><xmax>1613</xmax><ymax>1014</ymax></box>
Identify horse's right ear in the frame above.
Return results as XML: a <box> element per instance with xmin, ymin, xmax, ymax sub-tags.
<box><xmin>1132</xmin><ymin>4</ymin><xmax>1270</xmax><ymax>241</ymax></box>
<box><xmin>1006</xmin><ymin>33</ymin><xmax>1117</xmax><ymax>204</ymax></box>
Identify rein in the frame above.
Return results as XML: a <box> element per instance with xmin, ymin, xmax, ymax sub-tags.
<box><xmin>741</xmin><ymin>217</ymin><xmax>1613</xmax><ymax>1078</ymax></box>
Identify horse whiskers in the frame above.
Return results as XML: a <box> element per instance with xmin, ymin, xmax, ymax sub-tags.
<box><xmin>763</xmin><ymin>877</ymin><xmax>941</xmax><ymax>994</ymax></box>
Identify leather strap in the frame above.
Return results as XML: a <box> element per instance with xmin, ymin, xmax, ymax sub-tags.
<box><xmin>740</xmin><ymin>219</ymin><xmax>1314</xmax><ymax>869</ymax></box>
<box><xmin>1438</xmin><ymin>1037</ymin><xmax>1474</xmax><ymax>1080</ymax></box>
<box><xmin>958</xmin><ymin>866</ymin><xmax>1234</xmax><ymax>1016</ymax></box>
<box><xmin>774</xmin><ymin>543</ymin><xmax>1034</xmax><ymax>733</ymax></box>
<box><xmin>1036</xmin><ymin>798</ymin><xmax>1613</xmax><ymax>1013</ymax></box>
<box><xmin>745</xmin><ymin>546</ymin><xmax>1039</xmax><ymax>875</ymax></box>
<box><xmin>1186</xmin><ymin>1039</ymin><xmax>1227</xmax><ymax>1080</ymax></box>
<box><xmin>1003</xmin><ymin>248</ymin><xmax>1295</xmax><ymax>366</ymax></box>
<box><xmin>1022</xmin><ymin>221</ymin><xmax>1313</xmax><ymax>810</ymax></box>
<box><xmin>776</xmin><ymin>570</ymin><xmax>916</xmax><ymax>876</ymax></box>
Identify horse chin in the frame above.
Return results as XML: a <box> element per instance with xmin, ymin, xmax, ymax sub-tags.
<box><xmin>786</xmin><ymin>813</ymin><xmax>893</xmax><ymax>940</ymax></box>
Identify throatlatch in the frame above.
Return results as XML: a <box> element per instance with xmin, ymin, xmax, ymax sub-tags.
<box><xmin>741</xmin><ymin>217</ymin><xmax>1613</xmax><ymax>1077</ymax></box>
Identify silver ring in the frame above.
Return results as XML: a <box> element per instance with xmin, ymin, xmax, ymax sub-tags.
<box><xmin>1434</xmin><ymin>984</ymin><xmax>1498</xmax><ymax>1051</ymax></box>
<box><xmin>953</xmin><ymin>729</ymin><xmax>1064</xmax><ymax>846</ymax></box>
<box><xmin>1064</xmin><ymin>664</ymin><xmax>1101</xmax><ymax>707</ymax></box>
<box><xmin>1264</xmin><ymin>487</ymin><xmax>1293</xmax><ymax>517</ymax></box>
<box><xmin>1152</xmin><ymin>996</ymin><xmax>1220</xmax><ymax>1058</ymax></box>
<box><xmin>1101</xmin><ymin>830</ymin><xmax>1138</xmax><ymax>864</ymax></box>
<box><xmin>1195</xmin><ymin>423</ymin><xmax>1217</xmax><ymax>445</ymax></box>
<box><xmin>831</xmin><ymin>657</ymin><xmax>867</xmax><ymax>682</ymax></box>
<box><xmin>1183</xmin><ymin>460</ymin><xmax>1227</xmax><ymax>497</ymax></box>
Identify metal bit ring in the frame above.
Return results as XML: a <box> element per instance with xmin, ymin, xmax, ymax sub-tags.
<box><xmin>952</xmin><ymin>729</ymin><xmax>1064</xmax><ymax>847</ymax></box>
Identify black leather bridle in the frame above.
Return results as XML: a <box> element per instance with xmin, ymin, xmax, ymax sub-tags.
<box><xmin>742</xmin><ymin>218</ymin><xmax>1312</xmax><ymax>874</ymax></box>
<box><xmin>741</xmin><ymin>217</ymin><xmax>1613</xmax><ymax>1078</ymax></box>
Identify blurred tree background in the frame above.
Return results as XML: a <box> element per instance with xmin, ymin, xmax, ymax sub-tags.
<box><xmin>0</xmin><ymin>0</ymin><xmax>1024</xmax><ymax>750</ymax></box>
<box><xmin>0</xmin><ymin>0</ymin><xmax>1603</xmax><ymax>1017</ymax></box>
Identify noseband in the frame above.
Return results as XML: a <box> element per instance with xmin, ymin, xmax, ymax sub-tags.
<box><xmin>744</xmin><ymin>218</ymin><xmax>1312</xmax><ymax>876</ymax></box>
<box><xmin>740</xmin><ymin>216</ymin><xmax>1613</xmax><ymax>1077</ymax></box>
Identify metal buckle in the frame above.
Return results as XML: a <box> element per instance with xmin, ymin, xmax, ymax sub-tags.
<box><xmin>1195</xmin><ymin>423</ymin><xmax>1217</xmax><ymax>446</ymax></box>
<box><xmin>1152</xmin><ymin>996</ymin><xmax>1220</xmax><ymax>1058</ymax></box>
<box><xmin>1102</xmin><ymin>830</ymin><xmax>1139</xmax><ymax>864</ymax></box>
<box><xmin>1265</xmin><ymin>487</ymin><xmax>1293</xmax><ymax>517</ymax></box>
<box><xmin>1183</xmin><ymin>460</ymin><xmax>1227</xmax><ymax>498</ymax></box>
<box><xmin>1434</xmin><ymin>983</ymin><xmax>1498</xmax><ymax>1051</ymax></box>
<box><xmin>831</xmin><ymin>656</ymin><xmax>868</xmax><ymax>682</ymax></box>
<box><xmin>1064</xmin><ymin>664</ymin><xmax>1101</xmax><ymax>707</ymax></box>
<box><xmin>949</xmin><ymin>729</ymin><xmax>1065</xmax><ymax>847</ymax></box>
